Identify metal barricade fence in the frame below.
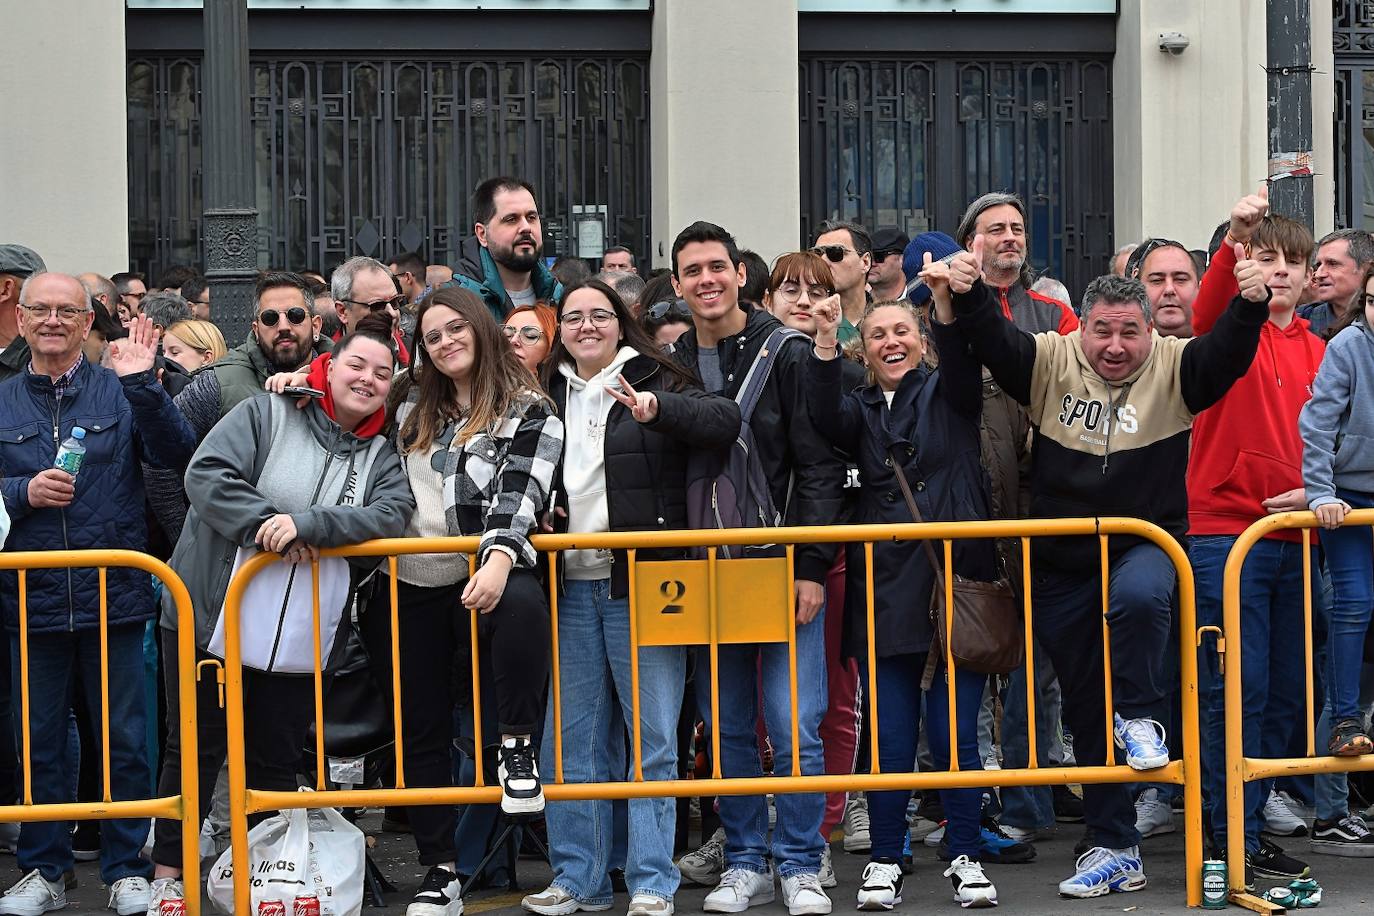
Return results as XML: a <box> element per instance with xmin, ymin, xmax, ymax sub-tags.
<box><xmin>1223</xmin><ymin>510</ymin><xmax>1374</xmax><ymax>913</ymax></box>
<box><xmin>220</xmin><ymin>519</ymin><xmax>1205</xmax><ymax>913</ymax></box>
<box><xmin>0</xmin><ymin>550</ymin><xmax>202</xmax><ymax>914</ymax></box>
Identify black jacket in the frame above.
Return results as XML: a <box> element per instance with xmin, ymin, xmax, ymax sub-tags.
<box><xmin>669</xmin><ymin>305</ymin><xmax>846</xmax><ymax>584</ymax></box>
<box><xmin>548</xmin><ymin>353</ymin><xmax>741</xmax><ymax>598</ymax></box>
<box><xmin>806</xmin><ymin>320</ymin><xmax>995</xmax><ymax>659</ymax></box>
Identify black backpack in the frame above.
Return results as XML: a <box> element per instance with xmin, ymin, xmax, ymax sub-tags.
<box><xmin>685</xmin><ymin>326</ymin><xmax>806</xmax><ymax>558</ymax></box>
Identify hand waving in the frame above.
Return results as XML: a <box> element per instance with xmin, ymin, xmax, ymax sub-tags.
<box><xmin>606</xmin><ymin>373</ymin><xmax>659</xmax><ymax>423</ymax></box>
<box><xmin>107</xmin><ymin>314</ymin><xmax>160</xmax><ymax>378</ymax></box>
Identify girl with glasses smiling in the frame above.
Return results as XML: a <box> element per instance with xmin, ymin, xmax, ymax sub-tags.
<box><xmin>503</xmin><ymin>302</ymin><xmax>558</xmax><ymax>374</ymax></box>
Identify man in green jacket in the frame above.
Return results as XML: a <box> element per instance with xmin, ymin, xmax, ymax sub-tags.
<box><xmin>444</xmin><ymin>176</ymin><xmax>562</xmax><ymax>321</ymax></box>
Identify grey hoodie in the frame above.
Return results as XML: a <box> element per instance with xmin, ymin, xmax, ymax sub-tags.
<box><xmin>1301</xmin><ymin>319</ymin><xmax>1374</xmax><ymax>509</ymax></box>
<box><xmin>161</xmin><ymin>392</ymin><xmax>415</xmax><ymax>652</ymax></box>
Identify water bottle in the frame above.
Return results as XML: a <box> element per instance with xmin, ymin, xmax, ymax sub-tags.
<box><xmin>53</xmin><ymin>427</ymin><xmax>87</xmax><ymax>477</ymax></box>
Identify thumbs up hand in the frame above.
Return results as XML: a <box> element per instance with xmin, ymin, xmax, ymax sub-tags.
<box><xmin>1233</xmin><ymin>242</ymin><xmax>1270</xmax><ymax>303</ymax></box>
<box><xmin>947</xmin><ymin>235</ymin><xmax>985</xmax><ymax>295</ymax></box>
<box><xmin>1228</xmin><ymin>183</ymin><xmax>1269</xmax><ymax>245</ymax></box>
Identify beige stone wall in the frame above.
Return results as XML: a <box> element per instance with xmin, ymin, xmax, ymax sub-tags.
<box><xmin>650</xmin><ymin>0</ymin><xmax>800</xmax><ymax>267</ymax></box>
<box><xmin>0</xmin><ymin>0</ymin><xmax>129</xmax><ymax>275</ymax></box>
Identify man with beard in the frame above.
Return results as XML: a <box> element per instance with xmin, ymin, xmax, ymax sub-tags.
<box><xmin>1125</xmin><ymin>239</ymin><xmax>1201</xmax><ymax>339</ymax></box>
<box><xmin>446</xmin><ymin>176</ymin><xmax>563</xmax><ymax>320</ymax></box>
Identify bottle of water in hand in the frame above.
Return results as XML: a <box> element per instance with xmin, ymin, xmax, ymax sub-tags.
<box><xmin>54</xmin><ymin>427</ymin><xmax>87</xmax><ymax>477</ymax></box>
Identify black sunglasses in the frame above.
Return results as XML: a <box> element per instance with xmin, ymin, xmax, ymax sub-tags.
<box><xmin>341</xmin><ymin>294</ymin><xmax>408</xmax><ymax>313</ymax></box>
<box><xmin>645</xmin><ymin>299</ymin><xmax>692</xmax><ymax>322</ymax></box>
<box><xmin>258</xmin><ymin>306</ymin><xmax>308</xmax><ymax>327</ymax></box>
<box><xmin>810</xmin><ymin>244</ymin><xmax>856</xmax><ymax>264</ymax></box>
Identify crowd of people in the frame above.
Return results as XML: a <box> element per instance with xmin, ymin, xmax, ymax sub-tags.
<box><xmin>0</xmin><ymin>172</ymin><xmax>1372</xmax><ymax>916</ymax></box>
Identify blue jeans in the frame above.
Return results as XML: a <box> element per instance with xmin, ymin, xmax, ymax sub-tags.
<box><xmin>1319</xmin><ymin>489</ymin><xmax>1374</xmax><ymax>723</ymax></box>
<box><xmin>11</xmin><ymin>624</ymin><xmax>152</xmax><ymax>884</ymax></box>
<box><xmin>1192</xmin><ymin>535</ymin><xmax>1312</xmax><ymax>851</ymax></box>
<box><xmin>998</xmin><ymin>642</ymin><xmax>1067</xmax><ymax>830</ymax></box>
<box><xmin>542</xmin><ymin>579</ymin><xmax>686</xmax><ymax>904</ymax></box>
<box><xmin>868</xmin><ymin>654</ymin><xmax>986</xmax><ymax>860</ymax></box>
<box><xmin>697</xmin><ymin>602</ymin><xmax>828</xmax><ymax>877</ymax></box>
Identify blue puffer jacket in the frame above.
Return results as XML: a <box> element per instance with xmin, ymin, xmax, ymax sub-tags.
<box><xmin>0</xmin><ymin>360</ymin><xmax>197</xmax><ymax>633</ymax></box>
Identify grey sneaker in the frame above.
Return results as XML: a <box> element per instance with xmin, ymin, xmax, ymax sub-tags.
<box><xmin>842</xmin><ymin>795</ymin><xmax>871</xmax><ymax>853</ymax></box>
<box><xmin>627</xmin><ymin>895</ymin><xmax>673</xmax><ymax>916</ymax></box>
<box><xmin>677</xmin><ymin>828</ymin><xmax>727</xmax><ymax>886</ymax></box>
<box><xmin>522</xmin><ymin>886</ymin><xmax>612</xmax><ymax>916</ymax></box>
<box><xmin>817</xmin><ymin>845</ymin><xmax>837</xmax><ymax>889</ymax></box>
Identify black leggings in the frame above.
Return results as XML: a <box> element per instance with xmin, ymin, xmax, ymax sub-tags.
<box><xmin>150</xmin><ymin>627</ymin><xmax>315</xmax><ymax>868</ymax></box>
<box><xmin>360</xmin><ymin>570</ymin><xmax>549</xmax><ymax>865</ymax></box>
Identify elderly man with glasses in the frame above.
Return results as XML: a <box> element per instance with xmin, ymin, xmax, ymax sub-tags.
<box><xmin>0</xmin><ymin>273</ymin><xmax>195</xmax><ymax>916</ymax></box>
<box><xmin>332</xmin><ymin>255</ymin><xmax>412</xmax><ymax>365</ymax></box>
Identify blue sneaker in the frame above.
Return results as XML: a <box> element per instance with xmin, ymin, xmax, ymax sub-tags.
<box><xmin>1058</xmin><ymin>846</ymin><xmax>1147</xmax><ymax>898</ymax></box>
<box><xmin>1113</xmin><ymin>714</ymin><xmax>1169</xmax><ymax>770</ymax></box>
<box><xmin>938</xmin><ymin>820</ymin><xmax>1036</xmax><ymax>864</ymax></box>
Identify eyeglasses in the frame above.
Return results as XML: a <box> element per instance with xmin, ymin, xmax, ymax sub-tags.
<box><xmin>811</xmin><ymin>245</ymin><xmax>857</xmax><ymax>263</ymax></box>
<box><xmin>341</xmin><ymin>294</ymin><xmax>408</xmax><ymax>313</ymax></box>
<box><xmin>119</xmin><ymin>291</ymin><xmax>146</xmax><ymax>303</ymax></box>
<box><xmin>503</xmin><ymin>325</ymin><xmax>545</xmax><ymax>343</ymax></box>
<box><xmin>423</xmin><ymin>318</ymin><xmax>472</xmax><ymax>348</ymax></box>
<box><xmin>774</xmin><ymin>282</ymin><xmax>833</xmax><ymax>303</ymax></box>
<box><xmin>645</xmin><ymin>299</ymin><xmax>692</xmax><ymax>322</ymax></box>
<box><xmin>560</xmin><ymin>308</ymin><xmax>617</xmax><ymax>330</ymax></box>
<box><xmin>872</xmin><ymin>249</ymin><xmax>904</xmax><ymax>261</ymax></box>
<box><xmin>258</xmin><ymin>307</ymin><xmax>309</xmax><ymax>327</ymax></box>
<box><xmin>21</xmin><ymin>303</ymin><xmax>90</xmax><ymax>323</ymax></box>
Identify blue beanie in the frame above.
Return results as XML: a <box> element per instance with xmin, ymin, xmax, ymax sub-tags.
<box><xmin>901</xmin><ymin>231</ymin><xmax>962</xmax><ymax>305</ymax></box>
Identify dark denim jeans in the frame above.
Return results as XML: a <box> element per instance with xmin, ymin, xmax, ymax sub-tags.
<box><xmin>11</xmin><ymin>624</ymin><xmax>153</xmax><ymax>885</ymax></box>
<box><xmin>1192</xmin><ymin>535</ymin><xmax>1313</xmax><ymax>852</ymax></box>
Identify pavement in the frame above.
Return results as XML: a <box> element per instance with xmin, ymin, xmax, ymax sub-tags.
<box><xmin>49</xmin><ymin>805</ymin><xmax>1374</xmax><ymax>915</ymax></box>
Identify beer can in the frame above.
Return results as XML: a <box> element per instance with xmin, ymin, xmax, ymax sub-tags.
<box><xmin>293</xmin><ymin>896</ymin><xmax>321</xmax><ymax>916</ymax></box>
<box><xmin>258</xmin><ymin>901</ymin><xmax>288</xmax><ymax>916</ymax></box>
<box><xmin>1201</xmin><ymin>859</ymin><xmax>1228</xmax><ymax>909</ymax></box>
<box><xmin>158</xmin><ymin>898</ymin><xmax>187</xmax><ymax>916</ymax></box>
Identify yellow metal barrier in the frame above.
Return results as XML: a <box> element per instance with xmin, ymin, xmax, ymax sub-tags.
<box><xmin>221</xmin><ymin>518</ymin><xmax>1205</xmax><ymax>913</ymax></box>
<box><xmin>1222</xmin><ymin>510</ymin><xmax>1374</xmax><ymax>913</ymax></box>
<box><xmin>0</xmin><ymin>550</ymin><xmax>201</xmax><ymax>915</ymax></box>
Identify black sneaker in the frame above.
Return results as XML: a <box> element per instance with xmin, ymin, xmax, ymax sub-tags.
<box><xmin>409</xmin><ymin>864</ymin><xmax>462</xmax><ymax>915</ymax></box>
<box><xmin>1329</xmin><ymin>717</ymin><xmax>1374</xmax><ymax>757</ymax></box>
<box><xmin>1053</xmin><ymin>785</ymin><xmax>1085</xmax><ymax>823</ymax></box>
<box><xmin>1252</xmin><ymin>838</ymin><xmax>1311</xmax><ymax>882</ymax></box>
<box><xmin>1311</xmin><ymin>814</ymin><xmax>1374</xmax><ymax>858</ymax></box>
<box><xmin>497</xmin><ymin>736</ymin><xmax>544</xmax><ymax>815</ymax></box>
<box><xmin>71</xmin><ymin>821</ymin><xmax>99</xmax><ymax>863</ymax></box>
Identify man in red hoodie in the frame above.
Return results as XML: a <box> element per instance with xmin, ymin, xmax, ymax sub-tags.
<box><xmin>1187</xmin><ymin>188</ymin><xmax>1322</xmax><ymax>888</ymax></box>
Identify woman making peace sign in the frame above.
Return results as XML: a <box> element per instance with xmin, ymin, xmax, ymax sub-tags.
<box><xmin>525</xmin><ymin>278</ymin><xmax>741</xmax><ymax>916</ymax></box>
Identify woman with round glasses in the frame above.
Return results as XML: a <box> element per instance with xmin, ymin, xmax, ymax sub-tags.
<box><xmin>522</xmin><ymin>278</ymin><xmax>739</xmax><ymax>916</ymax></box>
<box><xmin>503</xmin><ymin>302</ymin><xmax>558</xmax><ymax>374</ymax></box>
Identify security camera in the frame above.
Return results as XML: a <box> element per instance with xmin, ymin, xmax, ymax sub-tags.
<box><xmin>1159</xmin><ymin>32</ymin><xmax>1190</xmax><ymax>55</ymax></box>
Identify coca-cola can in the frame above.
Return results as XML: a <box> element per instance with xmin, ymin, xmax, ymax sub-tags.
<box><xmin>292</xmin><ymin>896</ymin><xmax>321</xmax><ymax>916</ymax></box>
<box><xmin>158</xmin><ymin>899</ymin><xmax>187</xmax><ymax>916</ymax></box>
<box><xmin>258</xmin><ymin>901</ymin><xmax>287</xmax><ymax>916</ymax></box>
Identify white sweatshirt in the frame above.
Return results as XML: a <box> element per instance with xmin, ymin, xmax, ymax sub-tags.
<box><xmin>558</xmin><ymin>346</ymin><xmax>640</xmax><ymax>579</ymax></box>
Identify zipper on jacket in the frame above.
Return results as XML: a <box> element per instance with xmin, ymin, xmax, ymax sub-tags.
<box><xmin>50</xmin><ymin>396</ymin><xmax>75</xmax><ymax>631</ymax></box>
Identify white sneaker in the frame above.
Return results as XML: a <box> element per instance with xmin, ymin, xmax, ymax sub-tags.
<box><xmin>107</xmin><ymin>877</ymin><xmax>151</xmax><ymax>916</ymax></box>
<box><xmin>677</xmin><ymin>828</ymin><xmax>726</xmax><ymax>886</ymax></box>
<box><xmin>0</xmin><ymin>870</ymin><xmax>65</xmax><ymax>916</ymax></box>
<box><xmin>703</xmin><ymin>867</ymin><xmax>774</xmax><ymax>913</ymax></box>
<box><xmin>522</xmin><ymin>886</ymin><xmax>612</xmax><ymax>916</ymax></box>
<box><xmin>944</xmin><ymin>855</ymin><xmax>998</xmax><ymax>908</ymax></box>
<box><xmin>627</xmin><ymin>895</ymin><xmax>673</xmax><ymax>916</ymax></box>
<box><xmin>1112</xmin><ymin>714</ymin><xmax>1169</xmax><ymax>770</ymax></box>
<box><xmin>855</xmin><ymin>861</ymin><xmax>903</xmax><ymax>911</ymax></box>
<box><xmin>999</xmin><ymin>823</ymin><xmax>1045</xmax><ymax>843</ymax></box>
<box><xmin>1278</xmin><ymin>791</ymin><xmax>1316</xmax><ymax>824</ymax></box>
<box><xmin>144</xmin><ymin>878</ymin><xmax>184</xmax><ymax>916</ymax></box>
<box><xmin>780</xmin><ymin>873</ymin><xmax>830</xmax><ymax>916</ymax></box>
<box><xmin>842</xmin><ymin>795</ymin><xmax>870</xmax><ymax>853</ymax></box>
<box><xmin>1058</xmin><ymin>846</ymin><xmax>1147</xmax><ymax>898</ymax></box>
<box><xmin>497</xmin><ymin>736</ymin><xmax>544</xmax><ymax>815</ymax></box>
<box><xmin>1262</xmin><ymin>790</ymin><xmax>1308</xmax><ymax>838</ymax></box>
<box><xmin>408</xmin><ymin>865</ymin><xmax>463</xmax><ymax>916</ymax></box>
<box><xmin>1134</xmin><ymin>788</ymin><xmax>1176</xmax><ymax>838</ymax></box>
<box><xmin>816</xmin><ymin>845</ymin><xmax>837</xmax><ymax>889</ymax></box>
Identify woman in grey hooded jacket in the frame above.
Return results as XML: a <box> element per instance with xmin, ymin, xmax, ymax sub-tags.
<box><xmin>145</xmin><ymin>315</ymin><xmax>414</xmax><ymax>910</ymax></box>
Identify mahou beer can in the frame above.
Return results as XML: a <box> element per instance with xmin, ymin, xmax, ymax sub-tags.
<box><xmin>258</xmin><ymin>901</ymin><xmax>288</xmax><ymax>916</ymax></box>
<box><xmin>1201</xmin><ymin>860</ymin><xmax>1228</xmax><ymax>909</ymax></box>
<box><xmin>293</xmin><ymin>896</ymin><xmax>321</xmax><ymax>916</ymax></box>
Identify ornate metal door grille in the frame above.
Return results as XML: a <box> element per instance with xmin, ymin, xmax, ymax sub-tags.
<box><xmin>127</xmin><ymin>55</ymin><xmax>650</xmax><ymax>280</ymax></box>
<box><xmin>800</xmin><ymin>57</ymin><xmax>1113</xmax><ymax>297</ymax></box>
<box><xmin>1336</xmin><ymin>0</ymin><xmax>1374</xmax><ymax>231</ymax></box>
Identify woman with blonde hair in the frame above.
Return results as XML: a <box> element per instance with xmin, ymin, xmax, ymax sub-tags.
<box><xmin>163</xmin><ymin>318</ymin><xmax>228</xmax><ymax>371</ymax></box>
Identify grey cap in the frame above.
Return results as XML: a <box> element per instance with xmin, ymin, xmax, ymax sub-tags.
<box><xmin>0</xmin><ymin>245</ymin><xmax>46</xmax><ymax>278</ymax></box>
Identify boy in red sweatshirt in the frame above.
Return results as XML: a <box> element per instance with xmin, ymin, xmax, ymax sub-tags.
<box><xmin>1188</xmin><ymin>190</ymin><xmax>1323</xmax><ymax>887</ymax></box>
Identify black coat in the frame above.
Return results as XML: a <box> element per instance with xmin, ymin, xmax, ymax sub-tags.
<box><xmin>548</xmin><ymin>353</ymin><xmax>741</xmax><ymax>598</ymax></box>
<box><xmin>669</xmin><ymin>305</ymin><xmax>847</xmax><ymax>584</ymax></box>
<box><xmin>805</xmin><ymin>320</ymin><xmax>996</xmax><ymax>659</ymax></box>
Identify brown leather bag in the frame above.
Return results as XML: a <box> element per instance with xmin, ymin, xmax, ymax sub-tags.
<box><xmin>887</xmin><ymin>446</ymin><xmax>1024</xmax><ymax>688</ymax></box>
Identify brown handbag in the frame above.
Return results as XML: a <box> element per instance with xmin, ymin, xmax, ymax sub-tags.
<box><xmin>887</xmin><ymin>446</ymin><xmax>1024</xmax><ymax>688</ymax></box>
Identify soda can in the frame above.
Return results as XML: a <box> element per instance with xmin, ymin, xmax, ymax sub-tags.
<box><xmin>258</xmin><ymin>901</ymin><xmax>288</xmax><ymax>916</ymax></box>
<box><xmin>293</xmin><ymin>896</ymin><xmax>321</xmax><ymax>916</ymax></box>
<box><xmin>158</xmin><ymin>899</ymin><xmax>187</xmax><ymax>916</ymax></box>
<box><xmin>1201</xmin><ymin>859</ymin><xmax>1228</xmax><ymax>909</ymax></box>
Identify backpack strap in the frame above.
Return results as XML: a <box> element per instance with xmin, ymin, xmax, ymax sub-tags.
<box><xmin>735</xmin><ymin>327</ymin><xmax>806</xmax><ymax>422</ymax></box>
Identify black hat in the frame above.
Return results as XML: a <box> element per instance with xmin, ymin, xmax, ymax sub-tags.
<box><xmin>0</xmin><ymin>244</ymin><xmax>45</xmax><ymax>278</ymax></box>
<box><xmin>870</xmin><ymin>227</ymin><xmax>911</xmax><ymax>259</ymax></box>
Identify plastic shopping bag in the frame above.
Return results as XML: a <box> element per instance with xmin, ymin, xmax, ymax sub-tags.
<box><xmin>206</xmin><ymin>798</ymin><xmax>364</xmax><ymax>915</ymax></box>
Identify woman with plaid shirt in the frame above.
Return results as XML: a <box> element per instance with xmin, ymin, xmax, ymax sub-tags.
<box><xmin>362</xmin><ymin>285</ymin><xmax>565</xmax><ymax>916</ymax></box>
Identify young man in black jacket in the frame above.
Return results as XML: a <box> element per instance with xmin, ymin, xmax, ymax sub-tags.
<box><xmin>667</xmin><ymin>222</ymin><xmax>845</xmax><ymax>916</ymax></box>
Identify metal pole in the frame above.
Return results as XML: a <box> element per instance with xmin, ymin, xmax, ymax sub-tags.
<box><xmin>201</xmin><ymin>0</ymin><xmax>258</xmax><ymax>344</ymax></box>
<box><xmin>1266</xmin><ymin>0</ymin><xmax>1315</xmax><ymax>228</ymax></box>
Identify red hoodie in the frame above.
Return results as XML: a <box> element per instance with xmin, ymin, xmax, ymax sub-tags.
<box><xmin>1186</xmin><ymin>242</ymin><xmax>1324</xmax><ymax>540</ymax></box>
<box><xmin>305</xmin><ymin>352</ymin><xmax>387</xmax><ymax>439</ymax></box>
